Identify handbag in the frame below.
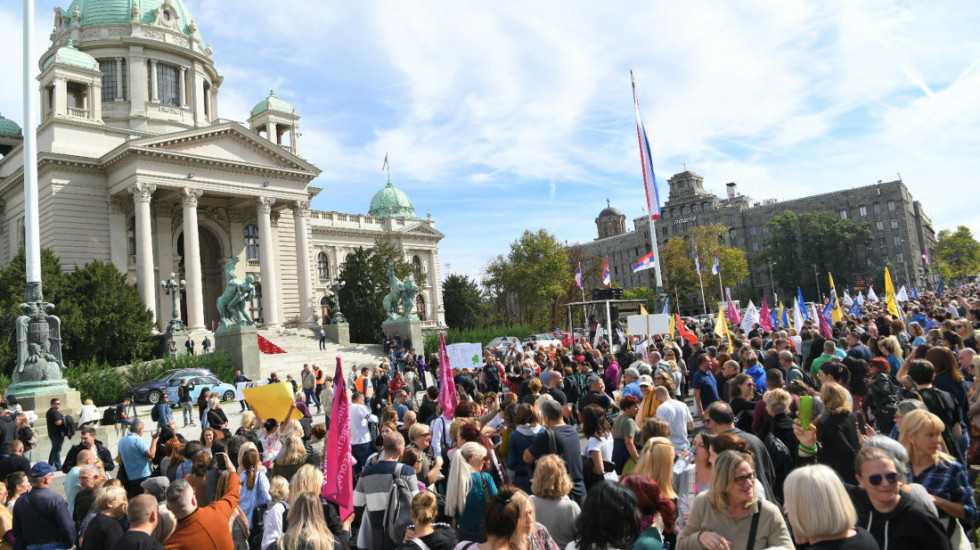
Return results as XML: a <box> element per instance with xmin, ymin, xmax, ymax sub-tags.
<box><xmin>582</xmin><ymin>453</ymin><xmax>616</xmax><ymax>489</ymax></box>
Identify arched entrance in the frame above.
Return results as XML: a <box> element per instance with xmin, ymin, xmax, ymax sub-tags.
<box><xmin>177</xmin><ymin>228</ymin><xmax>224</xmax><ymax>329</ymax></box>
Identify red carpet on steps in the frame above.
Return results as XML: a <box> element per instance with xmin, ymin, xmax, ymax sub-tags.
<box><xmin>257</xmin><ymin>334</ymin><xmax>287</xmax><ymax>354</ymax></box>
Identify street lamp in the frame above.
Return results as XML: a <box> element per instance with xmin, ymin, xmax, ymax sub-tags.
<box><xmin>161</xmin><ymin>272</ymin><xmax>187</xmax><ymax>333</ymax></box>
<box><xmin>328</xmin><ymin>280</ymin><xmax>347</xmax><ymax>324</ymax></box>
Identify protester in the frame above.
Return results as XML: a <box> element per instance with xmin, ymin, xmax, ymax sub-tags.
<box><xmin>580</xmin><ymin>404</ymin><xmax>614</xmax><ymax>489</ymax></box>
<box><xmin>816</xmin><ymin>382</ymin><xmax>861</xmax><ymax>483</ymax></box>
<box><xmin>79</xmin><ymin>484</ymin><xmax>127</xmax><ymax>550</ymax></box>
<box><xmin>446</xmin><ymin>441</ymin><xmax>496</xmax><ymax>543</ymax></box>
<box><xmin>506</xmin><ymin>403</ymin><xmax>543</xmax><ymax>493</ymax></box>
<box><xmin>567</xmin><ymin>481</ymin><xmax>641</xmax><ymax>550</ymax></box>
<box><xmin>783</xmin><ymin>464</ymin><xmax>879</xmax><ymax>549</ymax></box>
<box><xmin>267</xmin><ymin>492</ymin><xmax>338</xmax><ymax>550</ymax></box>
<box><xmin>620</xmin><ymin>474</ymin><xmax>678</xmax><ymax>550</ymax></box>
<box><xmin>633</xmin><ymin>437</ymin><xmax>677</xmax><ymax>503</ymax></box>
<box><xmin>612</xmin><ymin>395</ymin><xmax>641</xmax><ymax>474</ymax></box>
<box><xmin>164</xmin><ymin>462</ymin><xmax>240</xmax><ymax>550</ymax></box>
<box><xmin>524</xmin><ymin>400</ymin><xmax>586</xmax><ymax>503</ymax></box>
<box><xmin>673</xmin><ymin>431</ymin><xmax>713</xmax><ymax>532</ymax></box>
<box><xmin>399</xmin><ymin>491</ymin><xmax>456</xmax><ymax>550</ymax></box>
<box><xmin>114</xmin><ymin>494</ymin><xmax>165</xmax><ymax>550</ymax></box>
<box><xmin>529</xmin><ymin>454</ymin><xmax>580</xmax><ymax>548</ymax></box>
<box><xmin>12</xmin><ymin>462</ymin><xmax>75</xmax><ymax>549</ymax></box>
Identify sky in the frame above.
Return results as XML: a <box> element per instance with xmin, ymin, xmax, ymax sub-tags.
<box><xmin>1</xmin><ymin>0</ymin><xmax>979</xmax><ymax>284</ymax></box>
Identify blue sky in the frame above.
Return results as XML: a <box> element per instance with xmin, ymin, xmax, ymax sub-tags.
<box><xmin>2</xmin><ymin>1</ymin><xmax>979</xmax><ymax>283</ymax></box>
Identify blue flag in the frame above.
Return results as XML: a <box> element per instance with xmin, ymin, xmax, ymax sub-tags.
<box><xmin>912</xmin><ymin>287</ymin><xmax>919</xmax><ymax>301</ymax></box>
<box><xmin>822</xmin><ymin>299</ymin><xmax>833</xmax><ymax>321</ymax></box>
<box><xmin>797</xmin><ymin>287</ymin><xmax>810</xmax><ymax>320</ymax></box>
<box><xmin>770</xmin><ymin>310</ymin><xmax>778</xmax><ymax>329</ymax></box>
<box><xmin>938</xmin><ymin>280</ymin><xmax>946</xmax><ymax>296</ymax></box>
<box><xmin>847</xmin><ymin>299</ymin><xmax>860</xmax><ymax>317</ymax></box>
<box><xmin>662</xmin><ymin>297</ymin><xmax>670</xmax><ymax>315</ymax></box>
<box><xmin>781</xmin><ymin>303</ymin><xmax>789</xmax><ymax>328</ymax></box>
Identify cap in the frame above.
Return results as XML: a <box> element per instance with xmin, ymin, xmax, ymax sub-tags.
<box><xmin>639</xmin><ymin>375</ymin><xmax>654</xmax><ymax>387</ymax></box>
<box><xmin>29</xmin><ymin>462</ymin><xmax>56</xmax><ymax>479</ymax></box>
<box><xmin>141</xmin><ymin>476</ymin><xmax>170</xmax><ymax>499</ymax></box>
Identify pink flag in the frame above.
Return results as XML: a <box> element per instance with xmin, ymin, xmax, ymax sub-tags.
<box><xmin>322</xmin><ymin>356</ymin><xmax>353</xmax><ymax>521</ymax></box>
<box><xmin>438</xmin><ymin>333</ymin><xmax>458</xmax><ymax>420</ymax></box>
<box><xmin>726</xmin><ymin>297</ymin><xmax>742</xmax><ymax>325</ymax></box>
<box><xmin>759</xmin><ymin>298</ymin><xmax>773</xmax><ymax>331</ymax></box>
<box><xmin>818</xmin><ymin>307</ymin><xmax>833</xmax><ymax>339</ymax></box>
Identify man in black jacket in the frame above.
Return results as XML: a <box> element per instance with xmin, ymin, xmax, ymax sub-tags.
<box><xmin>62</xmin><ymin>426</ymin><xmax>115</xmax><ymax>473</ymax></box>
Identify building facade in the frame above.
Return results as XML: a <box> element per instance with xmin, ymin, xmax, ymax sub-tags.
<box><xmin>0</xmin><ymin>0</ymin><xmax>445</xmax><ymax>335</ymax></box>
<box><xmin>571</xmin><ymin>170</ymin><xmax>938</xmax><ymax>297</ymax></box>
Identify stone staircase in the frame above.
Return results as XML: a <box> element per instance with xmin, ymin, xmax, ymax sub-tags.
<box><xmin>255</xmin><ymin>329</ymin><xmax>386</xmax><ymax>379</ymax></box>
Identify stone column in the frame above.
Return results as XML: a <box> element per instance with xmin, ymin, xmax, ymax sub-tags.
<box><xmin>149</xmin><ymin>60</ymin><xmax>158</xmax><ymax>102</ymax></box>
<box><xmin>182</xmin><ymin>188</ymin><xmax>205</xmax><ymax>331</ymax></box>
<box><xmin>293</xmin><ymin>200</ymin><xmax>315</xmax><ymax>326</ymax></box>
<box><xmin>257</xmin><ymin>197</ymin><xmax>280</xmax><ymax>328</ymax></box>
<box><xmin>268</xmin><ymin>121</ymin><xmax>277</xmax><ymax>145</ymax></box>
<box><xmin>179</xmin><ymin>66</ymin><xmax>187</xmax><ymax>108</ymax></box>
<box><xmin>115</xmin><ymin>58</ymin><xmax>123</xmax><ymax>100</ymax></box>
<box><xmin>292</xmin><ymin>124</ymin><xmax>301</xmax><ymax>155</ymax></box>
<box><xmin>129</xmin><ymin>183</ymin><xmax>157</xmax><ymax>322</ymax></box>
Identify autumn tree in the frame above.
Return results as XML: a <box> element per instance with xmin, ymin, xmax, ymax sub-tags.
<box><xmin>935</xmin><ymin>226</ymin><xmax>980</xmax><ymax>280</ymax></box>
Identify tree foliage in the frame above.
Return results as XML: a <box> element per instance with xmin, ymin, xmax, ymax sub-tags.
<box><xmin>482</xmin><ymin>229</ymin><xmax>570</xmax><ymax>329</ymax></box>
<box><xmin>759</xmin><ymin>211</ymin><xmax>872</xmax><ymax>299</ymax></box>
<box><xmin>442</xmin><ymin>274</ymin><xmax>483</xmax><ymax>329</ymax></box>
<box><xmin>659</xmin><ymin>224</ymin><xmax>749</xmax><ymax>314</ymax></box>
<box><xmin>336</xmin><ymin>236</ymin><xmax>421</xmax><ymax>344</ymax></box>
<box><xmin>935</xmin><ymin>226</ymin><xmax>980</xmax><ymax>280</ymax></box>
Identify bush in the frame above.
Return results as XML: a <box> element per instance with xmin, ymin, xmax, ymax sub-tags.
<box><xmin>423</xmin><ymin>325</ymin><xmax>536</xmax><ymax>356</ymax></box>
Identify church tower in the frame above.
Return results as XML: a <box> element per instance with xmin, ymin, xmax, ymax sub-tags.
<box><xmin>595</xmin><ymin>200</ymin><xmax>626</xmax><ymax>239</ymax></box>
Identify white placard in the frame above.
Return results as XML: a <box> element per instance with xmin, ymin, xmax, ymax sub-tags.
<box><xmin>627</xmin><ymin>314</ymin><xmax>671</xmax><ymax>336</ymax></box>
<box><xmin>446</xmin><ymin>343</ymin><xmax>484</xmax><ymax>370</ymax></box>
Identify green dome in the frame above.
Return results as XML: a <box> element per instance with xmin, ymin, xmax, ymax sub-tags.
<box><xmin>369</xmin><ymin>181</ymin><xmax>419</xmax><ymax>219</ymax></box>
<box><xmin>251</xmin><ymin>90</ymin><xmax>296</xmax><ymax>117</ymax></box>
<box><xmin>0</xmin><ymin>114</ymin><xmax>21</xmax><ymax>136</ymax></box>
<box><xmin>61</xmin><ymin>0</ymin><xmax>201</xmax><ymax>40</ymax></box>
<box><xmin>42</xmin><ymin>40</ymin><xmax>98</xmax><ymax>71</ymax></box>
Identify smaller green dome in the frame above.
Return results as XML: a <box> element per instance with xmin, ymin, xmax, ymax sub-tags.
<box><xmin>369</xmin><ymin>181</ymin><xmax>419</xmax><ymax>219</ymax></box>
<box><xmin>0</xmin><ymin>114</ymin><xmax>21</xmax><ymax>136</ymax></box>
<box><xmin>251</xmin><ymin>90</ymin><xmax>296</xmax><ymax>117</ymax></box>
<box><xmin>42</xmin><ymin>40</ymin><xmax>98</xmax><ymax>72</ymax></box>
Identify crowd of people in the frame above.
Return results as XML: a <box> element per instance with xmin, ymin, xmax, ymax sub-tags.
<box><xmin>0</xmin><ymin>285</ymin><xmax>978</xmax><ymax>550</ymax></box>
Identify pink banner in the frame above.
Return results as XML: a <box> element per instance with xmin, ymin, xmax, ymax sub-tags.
<box><xmin>726</xmin><ymin>297</ymin><xmax>742</xmax><ymax>325</ymax></box>
<box><xmin>759</xmin><ymin>298</ymin><xmax>773</xmax><ymax>331</ymax></box>
<box><xmin>438</xmin><ymin>333</ymin><xmax>458</xmax><ymax>420</ymax></box>
<box><xmin>818</xmin><ymin>308</ymin><xmax>833</xmax><ymax>339</ymax></box>
<box><xmin>322</xmin><ymin>356</ymin><xmax>353</xmax><ymax>521</ymax></box>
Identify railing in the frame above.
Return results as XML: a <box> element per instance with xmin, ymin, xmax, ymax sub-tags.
<box><xmin>67</xmin><ymin>106</ymin><xmax>89</xmax><ymax>118</ymax></box>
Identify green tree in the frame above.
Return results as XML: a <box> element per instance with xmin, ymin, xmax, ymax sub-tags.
<box><xmin>442</xmin><ymin>274</ymin><xmax>483</xmax><ymax>329</ymax></box>
<box><xmin>935</xmin><ymin>226</ymin><xmax>980</xmax><ymax>280</ymax></box>
<box><xmin>623</xmin><ymin>286</ymin><xmax>657</xmax><ymax>312</ymax></box>
<box><xmin>659</xmin><ymin>237</ymin><xmax>699</xmax><ymax>314</ymax></box>
<box><xmin>689</xmin><ymin>224</ymin><xmax>749</xmax><ymax>308</ymax></box>
<box><xmin>336</xmin><ymin>237</ymin><xmax>420</xmax><ymax>344</ymax></box>
<box><xmin>482</xmin><ymin>229</ymin><xmax>570</xmax><ymax>329</ymax></box>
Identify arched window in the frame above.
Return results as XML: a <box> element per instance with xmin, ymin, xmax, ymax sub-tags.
<box><xmin>415</xmin><ymin>294</ymin><xmax>426</xmax><ymax>322</ymax></box>
<box><xmin>317</xmin><ymin>252</ymin><xmax>329</xmax><ymax>280</ymax></box>
<box><xmin>127</xmin><ymin>216</ymin><xmax>136</xmax><ymax>256</ymax></box>
<box><xmin>412</xmin><ymin>255</ymin><xmax>422</xmax><ymax>279</ymax></box>
<box><xmin>245</xmin><ymin>224</ymin><xmax>259</xmax><ymax>260</ymax></box>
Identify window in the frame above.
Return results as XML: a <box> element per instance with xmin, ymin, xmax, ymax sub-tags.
<box><xmin>879</xmin><ymin>237</ymin><xmax>886</xmax><ymax>248</ymax></box>
<box><xmin>752</xmin><ymin>242</ymin><xmax>759</xmax><ymax>252</ymax></box>
<box><xmin>692</xmin><ymin>204</ymin><xmax>700</xmax><ymax>213</ymax></box>
<box><xmin>702</xmin><ymin>202</ymin><xmax>709</xmax><ymax>212</ymax></box>
<box><xmin>860</xmin><ymin>206</ymin><xmax>867</xmax><ymax>217</ymax></box>
<box><xmin>888</xmin><ymin>201</ymin><xmax>896</xmax><ymax>212</ymax></box>
<box><xmin>896</xmin><ymin>252</ymin><xmax>905</xmax><ymax>263</ymax></box>
<box><xmin>839</xmin><ymin>210</ymin><xmax>848</xmax><ymax>220</ymax></box>
<box><xmin>749</xmin><ymin>226</ymin><xmax>757</xmax><ymax>236</ymax></box>
<box><xmin>156</xmin><ymin>62</ymin><xmax>180</xmax><ymax>106</ymax></box>
<box><xmin>762</xmin><ymin>225</ymin><xmax>769</xmax><ymax>234</ymax></box>
<box><xmin>413</xmin><ymin>255</ymin><xmax>423</xmax><ymax>279</ymax></box>
<box><xmin>249</xmin><ymin>284</ymin><xmax>263</xmax><ymax>324</ymax></box>
<box><xmin>316</xmin><ymin>252</ymin><xmax>329</xmax><ymax>280</ymax></box>
<box><xmin>416</xmin><ymin>294</ymin><xmax>426</xmax><ymax>322</ymax></box>
<box><xmin>99</xmin><ymin>59</ymin><xmax>126</xmax><ymax>101</ymax></box>
<box><xmin>876</xmin><ymin>221</ymin><xmax>884</xmax><ymax>231</ymax></box>
<box><xmin>127</xmin><ymin>216</ymin><xmax>136</xmax><ymax>256</ymax></box>
<box><xmin>203</xmin><ymin>83</ymin><xmax>211</xmax><ymax>118</ymax></box>
<box><xmin>890</xmin><ymin>220</ymin><xmax>898</xmax><ymax>230</ymax></box>
<box><xmin>681</xmin><ymin>206</ymin><xmax>688</xmax><ymax>216</ymax></box>
<box><xmin>245</xmin><ymin>224</ymin><xmax>259</xmax><ymax>260</ymax></box>
<box><xmin>320</xmin><ymin>296</ymin><xmax>330</xmax><ymax>323</ymax></box>
<box><xmin>894</xmin><ymin>235</ymin><xmax>902</xmax><ymax>246</ymax></box>
<box><xmin>873</xmin><ymin>203</ymin><xmax>881</xmax><ymax>215</ymax></box>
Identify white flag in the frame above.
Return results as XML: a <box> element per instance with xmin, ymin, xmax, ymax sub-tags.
<box><xmin>793</xmin><ymin>298</ymin><xmax>804</xmax><ymax>333</ymax></box>
<box><xmin>842</xmin><ymin>291</ymin><xmax>853</xmax><ymax>307</ymax></box>
<box><xmin>896</xmin><ymin>286</ymin><xmax>908</xmax><ymax>303</ymax></box>
<box><xmin>740</xmin><ymin>300</ymin><xmax>760</xmax><ymax>334</ymax></box>
<box><xmin>593</xmin><ymin>325</ymin><xmax>604</xmax><ymax>348</ymax></box>
<box><xmin>867</xmin><ymin>286</ymin><xmax>879</xmax><ymax>302</ymax></box>
<box><xmin>857</xmin><ymin>291</ymin><xmax>865</xmax><ymax>305</ymax></box>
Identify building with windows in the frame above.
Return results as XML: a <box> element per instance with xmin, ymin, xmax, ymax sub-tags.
<box><xmin>0</xmin><ymin>0</ymin><xmax>445</xmax><ymax>334</ymax></box>
<box><xmin>571</xmin><ymin>170</ymin><xmax>937</xmax><ymax>298</ymax></box>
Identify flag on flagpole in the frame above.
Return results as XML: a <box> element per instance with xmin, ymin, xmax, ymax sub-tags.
<box><xmin>793</xmin><ymin>298</ymin><xmax>804</xmax><ymax>333</ymax></box>
<box><xmin>381</xmin><ymin>152</ymin><xmax>388</xmax><ymax>172</ymax></box>
<box><xmin>780</xmin><ymin>302</ymin><xmax>789</xmax><ymax>328</ymax></box>
<box><xmin>842</xmin><ymin>291</ymin><xmax>854</xmax><ymax>307</ymax></box>
<box><xmin>668</xmin><ymin>314</ymin><xmax>676</xmax><ymax>340</ymax></box>
<box><xmin>912</xmin><ymin>287</ymin><xmax>919</xmax><ymax>301</ymax></box>
<box><xmin>438</xmin><ymin>333</ymin><xmax>458</xmax><ymax>420</ymax></box>
<box><xmin>867</xmin><ymin>286</ymin><xmax>878</xmax><ymax>302</ymax></box>
<box><xmin>922</xmin><ymin>250</ymin><xmax>931</xmax><ymax>264</ymax></box>
<box><xmin>857</xmin><ymin>291</ymin><xmax>865</xmax><ymax>305</ymax></box>
<box><xmin>828</xmin><ymin>273</ymin><xmax>844</xmax><ymax>323</ymax></box>
<box><xmin>322</xmin><ymin>356</ymin><xmax>354</xmax><ymax>520</ymax></box>
<box><xmin>759</xmin><ymin>298</ymin><xmax>773</xmax><ymax>331</ymax></box>
<box><xmin>714</xmin><ymin>308</ymin><xmax>733</xmax><ymax>349</ymax></box>
<box><xmin>770</xmin><ymin>310</ymin><xmax>778</xmax><ymax>329</ymax></box>
<box><xmin>575</xmin><ymin>262</ymin><xmax>583</xmax><ymax>289</ymax></box>
<box><xmin>822</xmin><ymin>299</ymin><xmax>833</xmax><ymax>322</ymax></box>
<box><xmin>796</xmin><ymin>287</ymin><xmax>810</xmax><ymax>320</ymax></box>
<box><xmin>884</xmin><ymin>268</ymin><xmax>899</xmax><ymax>316</ymax></box>
<box><xmin>847</xmin><ymin>299</ymin><xmax>861</xmax><ymax>317</ymax></box>
<box><xmin>631</xmin><ymin>71</ymin><xmax>661</xmax><ymax>220</ymax></box>
<box><xmin>896</xmin><ymin>285</ymin><xmax>908</xmax><ymax>302</ymax></box>
<box><xmin>602</xmin><ymin>257</ymin><xmax>611</xmax><ymax>285</ymax></box>
<box><xmin>818</xmin><ymin>306</ymin><xmax>833</xmax><ymax>338</ymax></box>
<box><xmin>676</xmin><ymin>314</ymin><xmax>698</xmax><ymax>343</ymax></box>
<box><xmin>727</xmin><ymin>295</ymin><xmax>742</xmax><ymax>325</ymax></box>
<box><xmin>632</xmin><ymin>251</ymin><xmax>656</xmax><ymax>272</ymax></box>
<box><xmin>740</xmin><ymin>300</ymin><xmax>760</xmax><ymax>334</ymax></box>
<box><xmin>694</xmin><ymin>247</ymin><xmax>701</xmax><ymax>273</ymax></box>
<box><xmin>640</xmin><ymin>304</ymin><xmax>648</xmax><ymax>315</ymax></box>
<box><xmin>662</xmin><ymin>297</ymin><xmax>670</xmax><ymax>315</ymax></box>
<box><xmin>712</xmin><ymin>252</ymin><xmax>721</xmax><ymax>275</ymax></box>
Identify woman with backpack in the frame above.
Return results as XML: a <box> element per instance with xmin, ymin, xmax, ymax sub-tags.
<box><xmin>259</xmin><ymin>476</ymin><xmax>290</xmax><ymax>550</ymax></box>
<box><xmin>446</xmin><ymin>442</ymin><xmax>497</xmax><ymax>543</ymax></box>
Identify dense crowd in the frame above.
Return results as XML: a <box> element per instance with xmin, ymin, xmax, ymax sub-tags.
<box><xmin>0</xmin><ymin>285</ymin><xmax>978</xmax><ymax>550</ymax></box>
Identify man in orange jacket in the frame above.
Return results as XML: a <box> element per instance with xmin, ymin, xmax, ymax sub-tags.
<box><xmin>164</xmin><ymin>456</ymin><xmax>239</xmax><ymax>550</ymax></box>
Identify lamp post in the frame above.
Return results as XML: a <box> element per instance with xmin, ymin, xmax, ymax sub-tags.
<box><xmin>329</xmin><ymin>280</ymin><xmax>347</xmax><ymax>324</ymax></box>
<box><xmin>813</xmin><ymin>264</ymin><xmax>821</xmax><ymax>299</ymax></box>
<box><xmin>161</xmin><ymin>273</ymin><xmax>187</xmax><ymax>333</ymax></box>
<box><xmin>768</xmin><ymin>262</ymin><xmax>776</xmax><ymax>302</ymax></box>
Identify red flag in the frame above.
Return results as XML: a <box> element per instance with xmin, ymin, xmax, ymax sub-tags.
<box><xmin>675</xmin><ymin>314</ymin><xmax>698</xmax><ymax>344</ymax></box>
<box><xmin>438</xmin><ymin>333</ymin><xmax>458</xmax><ymax>420</ymax></box>
<box><xmin>322</xmin><ymin>356</ymin><xmax>353</xmax><ymax>520</ymax></box>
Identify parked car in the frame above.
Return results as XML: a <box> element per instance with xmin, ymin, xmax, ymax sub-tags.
<box><xmin>163</xmin><ymin>375</ymin><xmax>237</xmax><ymax>406</ymax></box>
<box><xmin>522</xmin><ymin>333</ymin><xmax>562</xmax><ymax>351</ymax></box>
<box><xmin>127</xmin><ymin>368</ymin><xmax>215</xmax><ymax>405</ymax></box>
<box><xmin>484</xmin><ymin>336</ymin><xmax>522</xmax><ymax>358</ymax></box>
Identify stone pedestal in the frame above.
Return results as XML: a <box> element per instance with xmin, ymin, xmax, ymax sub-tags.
<box><xmin>10</xmin><ymin>385</ymin><xmax>83</xmax><ymax>416</ymax></box>
<box><xmin>382</xmin><ymin>319</ymin><xmax>423</xmax><ymax>351</ymax></box>
<box><xmin>215</xmin><ymin>326</ymin><xmax>261</xmax><ymax>381</ymax></box>
<box><xmin>162</xmin><ymin>330</ymin><xmax>189</xmax><ymax>357</ymax></box>
<box><xmin>324</xmin><ymin>322</ymin><xmax>350</xmax><ymax>346</ymax></box>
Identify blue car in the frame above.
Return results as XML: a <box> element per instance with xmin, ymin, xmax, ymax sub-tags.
<box><xmin>127</xmin><ymin>368</ymin><xmax>215</xmax><ymax>404</ymax></box>
<box><xmin>163</xmin><ymin>375</ymin><xmax>237</xmax><ymax>407</ymax></box>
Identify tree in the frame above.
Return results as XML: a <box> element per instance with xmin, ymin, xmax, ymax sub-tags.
<box><xmin>689</xmin><ymin>224</ymin><xmax>749</xmax><ymax>309</ymax></box>
<box><xmin>623</xmin><ymin>286</ymin><xmax>657</xmax><ymax>312</ymax></box>
<box><xmin>482</xmin><ymin>229</ymin><xmax>570</xmax><ymax>329</ymax></box>
<box><xmin>442</xmin><ymin>274</ymin><xmax>483</xmax><ymax>329</ymax></box>
<box><xmin>935</xmin><ymin>226</ymin><xmax>980</xmax><ymax>280</ymax></box>
<box><xmin>659</xmin><ymin>237</ymin><xmax>698</xmax><ymax>313</ymax></box>
<box><xmin>336</xmin><ymin>236</ymin><xmax>420</xmax><ymax>344</ymax></box>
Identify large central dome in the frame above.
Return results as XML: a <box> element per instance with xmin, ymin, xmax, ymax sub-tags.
<box><xmin>62</xmin><ymin>0</ymin><xmax>200</xmax><ymax>39</ymax></box>
<box><xmin>369</xmin><ymin>181</ymin><xmax>419</xmax><ymax>219</ymax></box>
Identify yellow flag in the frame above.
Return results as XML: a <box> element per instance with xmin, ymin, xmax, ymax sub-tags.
<box><xmin>640</xmin><ymin>304</ymin><xmax>648</xmax><ymax>315</ymax></box>
<box><xmin>669</xmin><ymin>314</ymin><xmax>676</xmax><ymax>340</ymax></box>
<box><xmin>884</xmin><ymin>267</ymin><xmax>899</xmax><ymax>316</ymax></box>
<box><xmin>828</xmin><ymin>273</ymin><xmax>844</xmax><ymax>323</ymax></box>
<box><xmin>714</xmin><ymin>308</ymin><xmax>733</xmax><ymax>349</ymax></box>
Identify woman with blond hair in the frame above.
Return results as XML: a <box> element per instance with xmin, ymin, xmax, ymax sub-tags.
<box><xmin>677</xmin><ymin>450</ymin><xmax>791</xmax><ymax>550</ymax></box>
<box><xmin>399</xmin><ymin>492</ymin><xmax>456</xmax><ymax>550</ymax></box>
<box><xmin>446</xmin><ymin>442</ymin><xmax>496</xmax><ymax>543</ymax></box>
<box><xmin>236</xmin><ymin>410</ymin><xmax>264</xmax><ymax>453</ymax></box>
<box><xmin>879</xmin><ymin>336</ymin><xmax>904</xmax><ymax>376</ymax></box>
<box><xmin>79</xmin><ymin>484</ymin><xmax>127</xmax><ymax>550</ymax></box>
<box><xmin>900</xmin><ymin>409</ymin><xmax>978</xmax><ymax>544</ymax></box>
<box><xmin>783</xmin><ymin>464</ymin><xmax>877</xmax><ymax>549</ymax></box>
<box><xmin>816</xmin><ymin>381</ymin><xmax>860</xmax><ymax>483</ymax></box>
<box><xmin>260</xmin><ymin>476</ymin><xmax>290</xmax><ymax>550</ymax></box>
<box><xmin>288</xmin><ymin>465</ymin><xmax>351</xmax><ymax>549</ymax></box>
<box><xmin>468</xmin><ymin>484</ymin><xmax>559</xmax><ymax>550</ymax></box>
<box><xmin>634</xmin><ymin>437</ymin><xmax>678</xmax><ymax>501</ymax></box>
<box><xmin>529</xmin><ymin>454</ymin><xmax>580</xmax><ymax>548</ymax></box>
<box><xmin>268</xmin><ymin>492</ymin><xmax>337</xmax><ymax>550</ymax></box>
<box><xmin>271</xmin><ymin>434</ymin><xmax>311</xmax><ymax>481</ymax></box>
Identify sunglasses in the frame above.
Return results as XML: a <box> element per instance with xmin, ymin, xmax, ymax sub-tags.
<box><xmin>866</xmin><ymin>472</ymin><xmax>899</xmax><ymax>486</ymax></box>
<box><xmin>734</xmin><ymin>472</ymin><xmax>755</xmax><ymax>486</ymax></box>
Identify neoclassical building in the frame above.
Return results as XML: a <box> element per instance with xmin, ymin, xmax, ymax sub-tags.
<box><xmin>0</xmin><ymin>0</ymin><xmax>445</xmax><ymax>335</ymax></box>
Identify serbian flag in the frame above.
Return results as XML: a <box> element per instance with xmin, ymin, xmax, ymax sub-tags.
<box><xmin>759</xmin><ymin>298</ymin><xmax>773</xmax><ymax>331</ymax></box>
<box><xmin>632</xmin><ymin>251</ymin><xmax>656</xmax><ymax>272</ymax></box>
<box><xmin>631</xmin><ymin>71</ymin><xmax>661</xmax><ymax>220</ymax></box>
<box><xmin>438</xmin><ymin>333</ymin><xmax>457</xmax><ymax>420</ymax></box>
<box><xmin>602</xmin><ymin>257</ymin><xmax>611</xmax><ymax>285</ymax></box>
<box><xmin>922</xmin><ymin>250</ymin><xmax>931</xmax><ymax>264</ymax></box>
<box><xmin>322</xmin><ymin>357</ymin><xmax>354</xmax><ymax>520</ymax></box>
<box><xmin>575</xmin><ymin>262</ymin><xmax>583</xmax><ymax>288</ymax></box>
<box><xmin>712</xmin><ymin>252</ymin><xmax>721</xmax><ymax>275</ymax></box>
<box><xmin>675</xmin><ymin>314</ymin><xmax>698</xmax><ymax>343</ymax></box>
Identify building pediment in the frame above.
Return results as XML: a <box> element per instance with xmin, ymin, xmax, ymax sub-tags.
<box><xmin>393</xmin><ymin>222</ymin><xmax>445</xmax><ymax>240</ymax></box>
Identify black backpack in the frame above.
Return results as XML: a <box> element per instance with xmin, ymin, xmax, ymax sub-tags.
<box><xmin>562</xmin><ymin>375</ymin><xmax>581</xmax><ymax>403</ymax></box>
<box><xmin>382</xmin><ymin>465</ymin><xmax>417</xmax><ymax>545</ymax></box>
<box><xmin>762</xmin><ymin>430</ymin><xmax>793</xmax><ymax>501</ymax></box>
<box><xmin>248</xmin><ymin>500</ymin><xmax>285</xmax><ymax>550</ymax></box>
<box><xmin>790</xmin><ymin>366</ymin><xmax>819</xmax><ymax>391</ymax></box>
<box><xmin>483</xmin><ymin>363</ymin><xmax>501</xmax><ymax>391</ymax></box>
<box><xmin>151</xmin><ymin>404</ymin><xmax>160</xmax><ymax>422</ymax></box>
<box><xmin>868</xmin><ymin>373</ymin><xmax>901</xmax><ymax>431</ymax></box>
<box><xmin>100</xmin><ymin>407</ymin><xmax>119</xmax><ymax>426</ymax></box>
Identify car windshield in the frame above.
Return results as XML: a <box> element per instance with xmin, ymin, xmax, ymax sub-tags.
<box><xmin>154</xmin><ymin>371</ymin><xmax>176</xmax><ymax>381</ymax></box>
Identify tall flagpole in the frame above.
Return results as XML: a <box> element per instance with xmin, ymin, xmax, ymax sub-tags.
<box><xmin>717</xmin><ymin>271</ymin><xmax>724</xmax><ymax>307</ymax></box>
<box><xmin>23</xmin><ymin>0</ymin><xmax>40</xmax><ymax>294</ymax></box>
<box><xmin>694</xmin><ymin>243</ymin><xmax>707</xmax><ymax>315</ymax></box>
<box><xmin>631</xmin><ymin>72</ymin><xmax>665</xmax><ymax>311</ymax></box>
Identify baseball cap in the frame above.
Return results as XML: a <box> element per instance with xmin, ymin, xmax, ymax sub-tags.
<box><xmin>639</xmin><ymin>375</ymin><xmax>654</xmax><ymax>387</ymax></box>
<box><xmin>29</xmin><ymin>462</ymin><xmax>56</xmax><ymax>479</ymax></box>
<box><xmin>141</xmin><ymin>476</ymin><xmax>170</xmax><ymax>500</ymax></box>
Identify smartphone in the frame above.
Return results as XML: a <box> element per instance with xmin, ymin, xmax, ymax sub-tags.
<box><xmin>857</xmin><ymin>410</ymin><xmax>867</xmax><ymax>434</ymax></box>
<box><xmin>799</xmin><ymin>395</ymin><xmax>813</xmax><ymax>431</ymax></box>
